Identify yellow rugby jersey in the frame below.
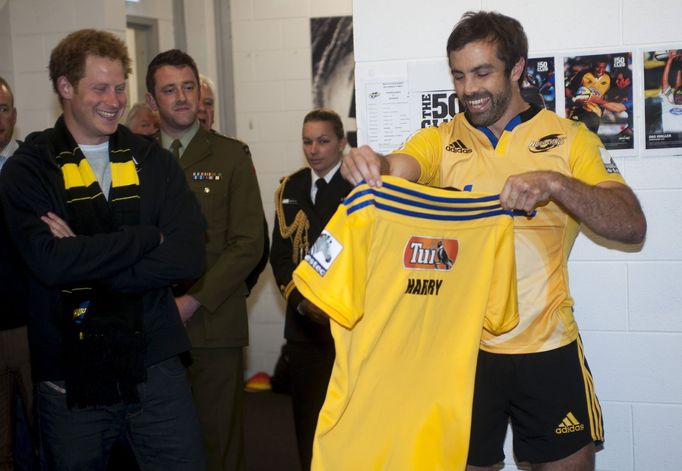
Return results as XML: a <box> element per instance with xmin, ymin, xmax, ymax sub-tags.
<box><xmin>397</xmin><ymin>107</ymin><xmax>626</xmax><ymax>354</ymax></box>
<box><xmin>293</xmin><ymin>176</ymin><xmax>519</xmax><ymax>471</ymax></box>
<box><xmin>578</xmin><ymin>71</ymin><xmax>612</xmax><ymax>115</ymax></box>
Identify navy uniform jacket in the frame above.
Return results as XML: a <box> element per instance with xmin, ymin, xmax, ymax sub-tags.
<box><xmin>269</xmin><ymin>167</ymin><xmax>352</xmax><ymax>343</ymax></box>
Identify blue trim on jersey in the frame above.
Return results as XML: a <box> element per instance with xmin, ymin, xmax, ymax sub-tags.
<box><xmin>477</xmin><ymin>114</ymin><xmax>522</xmax><ymax>148</ymax></box>
<box><xmin>479</xmin><ymin>126</ymin><xmax>499</xmax><ymax>148</ymax></box>
<box><xmin>347</xmin><ymin>198</ymin><xmax>519</xmax><ymax>220</ymax></box>
<box><xmin>344</xmin><ymin>182</ymin><xmax>500</xmax><ymax>206</ymax></box>
<box><xmin>379</xmin><ymin>191</ymin><xmax>502</xmax><ymax>212</ymax></box>
<box><xmin>344</xmin><ymin>181</ymin><xmax>536</xmax><ymax>218</ymax></box>
<box><xmin>382</xmin><ymin>181</ymin><xmax>500</xmax><ymax>203</ymax></box>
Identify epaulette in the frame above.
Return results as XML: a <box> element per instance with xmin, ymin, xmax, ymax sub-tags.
<box><xmin>210</xmin><ymin>130</ymin><xmax>246</xmax><ymax>145</ymax></box>
<box><xmin>279</xmin><ymin>166</ymin><xmax>309</xmax><ymax>184</ymax></box>
<box><xmin>209</xmin><ymin>130</ymin><xmax>251</xmax><ymax>156</ymax></box>
<box><xmin>274</xmin><ymin>173</ymin><xmax>310</xmax><ymax>263</ymax></box>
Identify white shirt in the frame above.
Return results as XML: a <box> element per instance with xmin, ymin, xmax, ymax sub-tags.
<box><xmin>310</xmin><ymin>161</ymin><xmax>342</xmax><ymax>204</ymax></box>
<box><xmin>80</xmin><ymin>142</ymin><xmax>111</xmax><ymax>199</ymax></box>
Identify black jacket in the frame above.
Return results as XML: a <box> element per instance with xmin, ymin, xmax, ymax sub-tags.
<box><xmin>269</xmin><ymin>167</ymin><xmax>353</xmax><ymax>343</ymax></box>
<box><xmin>0</xmin><ymin>194</ymin><xmax>28</xmax><ymax>330</ymax></box>
<box><xmin>0</xmin><ymin>120</ymin><xmax>206</xmax><ymax>382</ymax></box>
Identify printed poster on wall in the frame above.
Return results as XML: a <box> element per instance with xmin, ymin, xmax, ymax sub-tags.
<box><xmin>407</xmin><ymin>60</ymin><xmax>458</xmax><ymax>133</ymax></box>
<box><xmin>642</xmin><ymin>48</ymin><xmax>682</xmax><ymax>153</ymax></box>
<box><xmin>524</xmin><ymin>56</ymin><xmax>556</xmax><ymax>112</ymax></box>
<box><xmin>564</xmin><ymin>52</ymin><xmax>635</xmax><ymax>153</ymax></box>
<box><xmin>311</xmin><ymin>16</ymin><xmax>356</xmax><ymax>146</ymax></box>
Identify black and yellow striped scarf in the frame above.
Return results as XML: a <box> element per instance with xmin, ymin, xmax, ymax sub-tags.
<box><xmin>52</xmin><ymin>116</ymin><xmax>146</xmax><ymax>409</ymax></box>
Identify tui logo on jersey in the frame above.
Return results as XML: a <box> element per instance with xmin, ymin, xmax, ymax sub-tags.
<box><xmin>403</xmin><ymin>237</ymin><xmax>458</xmax><ymax>271</ymax></box>
<box><xmin>528</xmin><ymin>133</ymin><xmax>566</xmax><ymax>153</ymax></box>
<box><xmin>304</xmin><ymin>230</ymin><xmax>343</xmax><ymax>276</ymax></box>
<box><xmin>445</xmin><ymin>139</ymin><xmax>473</xmax><ymax>153</ymax></box>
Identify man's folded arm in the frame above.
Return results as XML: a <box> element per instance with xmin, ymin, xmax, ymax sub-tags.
<box><xmin>0</xmin><ymin>165</ymin><xmax>161</xmax><ymax>287</ymax></box>
<box><xmin>104</xmin><ymin>155</ymin><xmax>206</xmax><ymax>292</ymax></box>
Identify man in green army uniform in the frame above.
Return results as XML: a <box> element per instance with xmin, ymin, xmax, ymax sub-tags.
<box><xmin>146</xmin><ymin>49</ymin><xmax>265</xmax><ymax>471</ymax></box>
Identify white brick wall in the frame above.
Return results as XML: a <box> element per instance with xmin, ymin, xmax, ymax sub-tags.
<box><xmin>232</xmin><ymin>0</ymin><xmax>354</xmax><ymax>375</ymax></box>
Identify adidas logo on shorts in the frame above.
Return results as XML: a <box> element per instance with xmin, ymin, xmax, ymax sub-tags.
<box><xmin>445</xmin><ymin>139</ymin><xmax>472</xmax><ymax>153</ymax></box>
<box><xmin>555</xmin><ymin>412</ymin><xmax>585</xmax><ymax>435</ymax></box>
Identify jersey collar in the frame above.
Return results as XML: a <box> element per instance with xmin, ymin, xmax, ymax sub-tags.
<box><xmin>473</xmin><ymin>104</ymin><xmax>542</xmax><ymax>148</ymax></box>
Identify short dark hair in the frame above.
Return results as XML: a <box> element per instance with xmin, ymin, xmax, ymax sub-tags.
<box><xmin>303</xmin><ymin>109</ymin><xmax>345</xmax><ymax>140</ymax></box>
<box><xmin>146</xmin><ymin>49</ymin><xmax>200</xmax><ymax>97</ymax></box>
<box><xmin>446</xmin><ymin>11</ymin><xmax>528</xmax><ymax>86</ymax></box>
<box><xmin>0</xmin><ymin>76</ymin><xmax>14</xmax><ymax>108</ymax></box>
<box><xmin>49</xmin><ymin>29</ymin><xmax>131</xmax><ymax>94</ymax></box>
<box><xmin>615</xmin><ymin>68</ymin><xmax>632</xmax><ymax>81</ymax></box>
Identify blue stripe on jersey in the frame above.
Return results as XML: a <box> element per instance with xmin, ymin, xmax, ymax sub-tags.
<box><xmin>347</xmin><ymin>199</ymin><xmax>519</xmax><ymax>220</ymax></box>
<box><xmin>344</xmin><ymin>182</ymin><xmax>500</xmax><ymax>206</ymax></box>
<box><xmin>344</xmin><ymin>182</ymin><xmax>534</xmax><ymax>219</ymax></box>
<box><xmin>382</xmin><ymin>181</ymin><xmax>500</xmax><ymax>203</ymax></box>
<box><xmin>346</xmin><ymin>188</ymin><xmax>502</xmax><ymax>213</ymax></box>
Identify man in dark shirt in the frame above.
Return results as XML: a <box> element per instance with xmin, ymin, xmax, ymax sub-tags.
<box><xmin>0</xmin><ymin>30</ymin><xmax>207</xmax><ymax>470</ymax></box>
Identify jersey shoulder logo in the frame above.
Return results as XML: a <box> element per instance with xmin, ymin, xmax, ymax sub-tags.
<box><xmin>403</xmin><ymin>237</ymin><xmax>458</xmax><ymax>270</ymax></box>
<box><xmin>599</xmin><ymin>147</ymin><xmax>621</xmax><ymax>174</ymax></box>
<box><xmin>528</xmin><ymin>133</ymin><xmax>566</xmax><ymax>153</ymax></box>
<box><xmin>445</xmin><ymin>139</ymin><xmax>472</xmax><ymax>153</ymax></box>
<box><xmin>304</xmin><ymin>230</ymin><xmax>343</xmax><ymax>276</ymax></box>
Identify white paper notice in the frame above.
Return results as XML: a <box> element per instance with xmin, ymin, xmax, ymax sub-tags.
<box><xmin>363</xmin><ymin>80</ymin><xmax>411</xmax><ymax>154</ymax></box>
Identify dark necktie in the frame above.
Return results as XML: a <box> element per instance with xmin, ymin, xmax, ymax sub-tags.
<box><xmin>171</xmin><ymin>139</ymin><xmax>182</xmax><ymax>159</ymax></box>
<box><xmin>314</xmin><ymin>178</ymin><xmax>327</xmax><ymax>210</ymax></box>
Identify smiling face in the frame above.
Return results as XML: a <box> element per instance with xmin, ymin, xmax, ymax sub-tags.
<box><xmin>302</xmin><ymin>120</ymin><xmax>346</xmax><ymax>178</ymax></box>
<box><xmin>59</xmin><ymin>55</ymin><xmax>127</xmax><ymax>145</ymax></box>
<box><xmin>147</xmin><ymin>65</ymin><xmax>199</xmax><ymax>138</ymax></box>
<box><xmin>449</xmin><ymin>40</ymin><xmax>524</xmax><ymax>133</ymax></box>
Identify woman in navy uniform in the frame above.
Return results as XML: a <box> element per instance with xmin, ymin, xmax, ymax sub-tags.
<box><xmin>269</xmin><ymin>109</ymin><xmax>352</xmax><ymax>470</ymax></box>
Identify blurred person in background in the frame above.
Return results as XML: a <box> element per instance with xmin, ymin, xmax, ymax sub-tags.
<box><xmin>124</xmin><ymin>101</ymin><xmax>159</xmax><ymax>136</ymax></box>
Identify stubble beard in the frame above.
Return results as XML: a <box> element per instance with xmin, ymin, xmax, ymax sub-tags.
<box><xmin>463</xmin><ymin>81</ymin><xmax>513</xmax><ymax>128</ymax></box>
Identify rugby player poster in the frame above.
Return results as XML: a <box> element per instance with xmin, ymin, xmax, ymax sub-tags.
<box><xmin>642</xmin><ymin>48</ymin><xmax>682</xmax><ymax>154</ymax></box>
<box><xmin>524</xmin><ymin>56</ymin><xmax>556</xmax><ymax>112</ymax></box>
<box><xmin>563</xmin><ymin>52</ymin><xmax>636</xmax><ymax>153</ymax></box>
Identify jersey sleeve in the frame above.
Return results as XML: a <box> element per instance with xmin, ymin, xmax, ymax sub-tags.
<box><xmin>393</xmin><ymin>126</ymin><xmax>443</xmax><ymax>186</ymax></box>
<box><xmin>568</xmin><ymin>123</ymin><xmax>626</xmax><ymax>186</ymax></box>
<box><xmin>482</xmin><ymin>220</ymin><xmax>519</xmax><ymax>335</ymax></box>
<box><xmin>292</xmin><ymin>205</ymin><xmax>372</xmax><ymax>329</ymax></box>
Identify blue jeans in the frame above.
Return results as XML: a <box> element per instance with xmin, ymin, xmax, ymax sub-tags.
<box><xmin>37</xmin><ymin>356</ymin><xmax>206</xmax><ymax>471</ymax></box>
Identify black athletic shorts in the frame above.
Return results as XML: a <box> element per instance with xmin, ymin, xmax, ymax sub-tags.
<box><xmin>467</xmin><ymin>338</ymin><xmax>603</xmax><ymax>465</ymax></box>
